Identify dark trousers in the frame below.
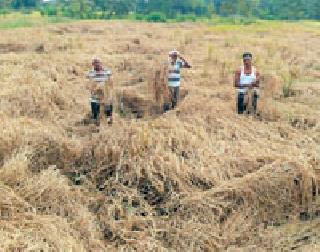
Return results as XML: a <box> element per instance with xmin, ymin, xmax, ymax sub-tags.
<box><xmin>91</xmin><ymin>102</ymin><xmax>113</xmax><ymax>120</ymax></box>
<box><xmin>104</xmin><ymin>104</ymin><xmax>113</xmax><ymax>117</ymax></box>
<box><xmin>169</xmin><ymin>86</ymin><xmax>180</xmax><ymax>109</ymax></box>
<box><xmin>237</xmin><ymin>91</ymin><xmax>258</xmax><ymax>114</ymax></box>
<box><xmin>91</xmin><ymin>102</ymin><xmax>100</xmax><ymax>120</ymax></box>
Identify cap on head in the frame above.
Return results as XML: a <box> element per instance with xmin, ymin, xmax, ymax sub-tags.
<box><xmin>169</xmin><ymin>49</ymin><xmax>179</xmax><ymax>57</ymax></box>
<box><xmin>243</xmin><ymin>52</ymin><xmax>253</xmax><ymax>60</ymax></box>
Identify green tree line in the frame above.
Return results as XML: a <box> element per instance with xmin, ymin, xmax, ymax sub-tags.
<box><xmin>0</xmin><ymin>0</ymin><xmax>319</xmax><ymax>20</ymax></box>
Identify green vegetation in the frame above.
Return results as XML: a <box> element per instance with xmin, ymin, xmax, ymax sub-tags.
<box><xmin>146</xmin><ymin>12</ymin><xmax>167</xmax><ymax>23</ymax></box>
<box><xmin>0</xmin><ymin>0</ymin><xmax>319</xmax><ymax>23</ymax></box>
<box><xmin>0</xmin><ymin>12</ymin><xmax>70</xmax><ymax>29</ymax></box>
<box><xmin>281</xmin><ymin>70</ymin><xmax>297</xmax><ymax>98</ymax></box>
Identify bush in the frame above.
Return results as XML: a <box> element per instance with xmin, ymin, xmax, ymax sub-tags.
<box><xmin>176</xmin><ymin>14</ymin><xmax>197</xmax><ymax>22</ymax></box>
<box><xmin>91</xmin><ymin>12</ymin><xmax>102</xmax><ymax>19</ymax></box>
<box><xmin>40</xmin><ymin>6</ymin><xmax>58</xmax><ymax>16</ymax></box>
<box><xmin>21</xmin><ymin>9</ymin><xmax>33</xmax><ymax>15</ymax></box>
<box><xmin>238</xmin><ymin>17</ymin><xmax>257</xmax><ymax>25</ymax></box>
<box><xmin>134</xmin><ymin>14</ymin><xmax>145</xmax><ymax>21</ymax></box>
<box><xmin>126</xmin><ymin>13</ymin><xmax>144</xmax><ymax>21</ymax></box>
<box><xmin>282</xmin><ymin>82</ymin><xmax>294</xmax><ymax>98</ymax></box>
<box><xmin>212</xmin><ymin>16</ymin><xmax>257</xmax><ymax>25</ymax></box>
<box><xmin>0</xmin><ymin>9</ymin><xmax>10</xmax><ymax>15</ymax></box>
<box><xmin>146</xmin><ymin>12</ymin><xmax>167</xmax><ymax>23</ymax></box>
<box><xmin>281</xmin><ymin>72</ymin><xmax>295</xmax><ymax>98</ymax></box>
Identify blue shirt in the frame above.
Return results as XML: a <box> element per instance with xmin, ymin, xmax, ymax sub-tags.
<box><xmin>168</xmin><ymin>60</ymin><xmax>184</xmax><ymax>87</ymax></box>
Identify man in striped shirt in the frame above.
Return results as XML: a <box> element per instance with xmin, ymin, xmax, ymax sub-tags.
<box><xmin>87</xmin><ymin>58</ymin><xmax>113</xmax><ymax>125</ymax></box>
<box><xmin>167</xmin><ymin>50</ymin><xmax>191</xmax><ymax>110</ymax></box>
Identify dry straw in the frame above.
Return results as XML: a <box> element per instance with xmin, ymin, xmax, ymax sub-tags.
<box><xmin>0</xmin><ymin>20</ymin><xmax>319</xmax><ymax>251</ymax></box>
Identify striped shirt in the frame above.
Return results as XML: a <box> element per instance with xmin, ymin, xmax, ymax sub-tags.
<box><xmin>88</xmin><ymin>69</ymin><xmax>112</xmax><ymax>84</ymax></box>
<box><xmin>88</xmin><ymin>69</ymin><xmax>112</xmax><ymax>103</ymax></box>
<box><xmin>168</xmin><ymin>60</ymin><xmax>185</xmax><ymax>87</ymax></box>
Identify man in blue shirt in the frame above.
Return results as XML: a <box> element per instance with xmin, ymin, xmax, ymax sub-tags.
<box><xmin>87</xmin><ymin>58</ymin><xmax>113</xmax><ymax>125</ymax></box>
<box><xmin>167</xmin><ymin>50</ymin><xmax>191</xmax><ymax>109</ymax></box>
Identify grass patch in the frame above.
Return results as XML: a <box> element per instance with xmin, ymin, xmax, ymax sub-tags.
<box><xmin>0</xmin><ymin>12</ymin><xmax>71</xmax><ymax>30</ymax></box>
<box><xmin>204</xmin><ymin>19</ymin><xmax>319</xmax><ymax>34</ymax></box>
<box><xmin>281</xmin><ymin>71</ymin><xmax>297</xmax><ymax>98</ymax></box>
<box><xmin>1</xmin><ymin>12</ymin><xmax>319</xmax><ymax>29</ymax></box>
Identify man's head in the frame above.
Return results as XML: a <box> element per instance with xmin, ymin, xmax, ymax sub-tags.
<box><xmin>169</xmin><ymin>50</ymin><xmax>179</xmax><ymax>62</ymax></box>
<box><xmin>92</xmin><ymin>57</ymin><xmax>103</xmax><ymax>71</ymax></box>
<box><xmin>243</xmin><ymin>52</ymin><xmax>253</xmax><ymax>67</ymax></box>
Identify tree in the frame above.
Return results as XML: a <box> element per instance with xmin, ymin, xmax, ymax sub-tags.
<box><xmin>219</xmin><ymin>0</ymin><xmax>238</xmax><ymax>16</ymax></box>
<box><xmin>307</xmin><ymin>0</ymin><xmax>320</xmax><ymax>19</ymax></box>
<box><xmin>64</xmin><ymin>0</ymin><xmax>93</xmax><ymax>18</ymax></box>
<box><xmin>0</xmin><ymin>0</ymin><xmax>319</xmax><ymax>21</ymax></box>
<box><xmin>10</xmin><ymin>0</ymin><xmax>41</xmax><ymax>9</ymax></box>
<box><xmin>0</xmin><ymin>0</ymin><xmax>11</xmax><ymax>9</ymax></box>
<box><xmin>136</xmin><ymin>0</ymin><xmax>148</xmax><ymax>14</ymax></box>
<box><xmin>104</xmin><ymin>0</ymin><xmax>136</xmax><ymax>15</ymax></box>
<box><xmin>213</xmin><ymin>0</ymin><xmax>222</xmax><ymax>15</ymax></box>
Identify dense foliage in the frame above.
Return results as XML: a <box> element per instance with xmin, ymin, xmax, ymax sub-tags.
<box><xmin>0</xmin><ymin>0</ymin><xmax>319</xmax><ymax>20</ymax></box>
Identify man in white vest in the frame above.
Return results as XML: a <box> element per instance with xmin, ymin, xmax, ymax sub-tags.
<box><xmin>234</xmin><ymin>52</ymin><xmax>260</xmax><ymax>114</ymax></box>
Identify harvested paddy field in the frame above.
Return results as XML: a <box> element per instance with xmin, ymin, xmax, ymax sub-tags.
<box><xmin>0</xmin><ymin>20</ymin><xmax>320</xmax><ymax>251</ymax></box>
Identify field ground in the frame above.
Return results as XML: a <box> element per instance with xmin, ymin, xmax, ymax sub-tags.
<box><xmin>0</xmin><ymin>19</ymin><xmax>320</xmax><ymax>251</ymax></box>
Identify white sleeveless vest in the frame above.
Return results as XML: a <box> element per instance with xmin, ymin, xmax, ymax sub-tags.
<box><xmin>238</xmin><ymin>66</ymin><xmax>256</xmax><ymax>94</ymax></box>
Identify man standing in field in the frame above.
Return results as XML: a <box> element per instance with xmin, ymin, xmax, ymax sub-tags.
<box><xmin>167</xmin><ymin>50</ymin><xmax>191</xmax><ymax>110</ymax></box>
<box><xmin>234</xmin><ymin>52</ymin><xmax>260</xmax><ymax>114</ymax></box>
<box><xmin>87</xmin><ymin>58</ymin><xmax>113</xmax><ymax>125</ymax></box>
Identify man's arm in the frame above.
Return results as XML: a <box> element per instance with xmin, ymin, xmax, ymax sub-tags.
<box><xmin>87</xmin><ymin>70</ymin><xmax>95</xmax><ymax>79</ymax></box>
<box><xmin>179</xmin><ymin>56</ymin><xmax>191</xmax><ymax>68</ymax></box>
<box><xmin>106</xmin><ymin>76</ymin><xmax>114</xmax><ymax>104</ymax></box>
<box><xmin>86</xmin><ymin>71</ymin><xmax>95</xmax><ymax>91</ymax></box>
<box><xmin>86</xmin><ymin>76</ymin><xmax>94</xmax><ymax>91</ymax></box>
<box><xmin>254</xmin><ymin>70</ymin><xmax>260</xmax><ymax>88</ymax></box>
<box><xmin>234</xmin><ymin>69</ymin><xmax>241</xmax><ymax>88</ymax></box>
